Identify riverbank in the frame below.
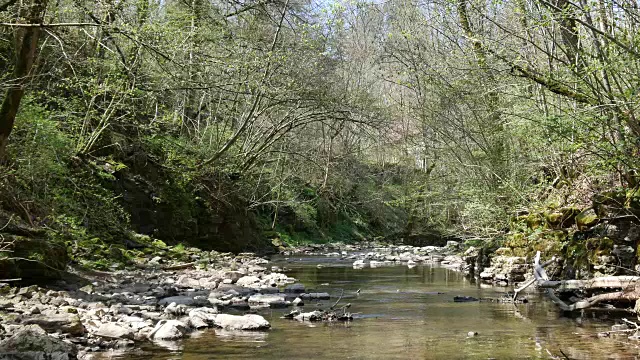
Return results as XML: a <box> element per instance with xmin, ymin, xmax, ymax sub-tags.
<box><xmin>0</xmin><ymin>247</ymin><xmax>292</xmax><ymax>359</ymax></box>
<box><xmin>6</xmin><ymin>234</ymin><xmax>640</xmax><ymax>359</ymax></box>
<box><xmin>0</xmin><ymin>241</ymin><xmax>466</xmax><ymax>359</ymax></box>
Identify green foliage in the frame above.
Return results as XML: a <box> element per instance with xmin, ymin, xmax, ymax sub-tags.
<box><xmin>0</xmin><ymin>100</ymin><xmax>134</xmax><ymax>269</ymax></box>
<box><xmin>3</xmin><ymin>0</ymin><xmax>640</xmax><ymax>282</ymax></box>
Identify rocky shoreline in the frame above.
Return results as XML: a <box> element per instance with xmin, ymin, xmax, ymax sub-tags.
<box><xmin>0</xmin><ymin>248</ymin><xmax>307</xmax><ymax>359</ymax></box>
<box><xmin>0</xmin><ymin>240</ymin><xmax>531</xmax><ymax>359</ymax></box>
<box><xmin>287</xmin><ymin>241</ymin><xmax>531</xmax><ymax>288</ymax></box>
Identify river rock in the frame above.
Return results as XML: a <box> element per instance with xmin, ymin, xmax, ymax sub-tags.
<box><xmin>148</xmin><ymin>320</ymin><xmax>188</xmax><ymax>340</ymax></box>
<box><xmin>16</xmin><ymin>285</ymin><xmax>38</xmax><ymax>299</ymax></box>
<box><xmin>176</xmin><ymin>275</ymin><xmax>218</xmax><ymax>289</ymax></box>
<box><xmin>292</xmin><ymin>297</ymin><xmax>304</xmax><ymax>306</ymax></box>
<box><xmin>236</xmin><ymin>276</ymin><xmax>261</xmax><ymax>287</ymax></box>
<box><xmin>294</xmin><ymin>311</ymin><xmax>323</xmax><ymax>322</ymax></box>
<box><xmin>284</xmin><ymin>283</ymin><xmax>305</xmax><ymax>294</ymax></box>
<box><xmin>625</xmin><ymin>224</ymin><xmax>640</xmax><ymax>243</ymax></box>
<box><xmin>110</xmin><ymin>304</ymin><xmax>133</xmax><ymax>315</ymax></box>
<box><xmin>224</xmin><ymin>271</ymin><xmax>244</xmax><ymax>283</ymax></box>
<box><xmin>248</xmin><ymin>294</ymin><xmax>287</xmax><ymax>308</ymax></box>
<box><xmin>148</xmin><ymin>256</ymin><xmax>163</xmax><ymax>266</ymax></box>
<box><xmin>23</xmin><ymin>314</ymin><xmax>86</xmax><ymax>336</ymax></box>
<box><xmin>300</xmin><ymin>292</ymin><xmax>330</xmax><ymax>300</ymax></box>
<box><xmin>94</xmin><ymin>323</ymin><xmax>134</xmax><ymax>339</ymax></box>
<box><xmin>120</xmin><ymin>316</ymin><xmax>150</xmax><ymax>330</ymax></box>
<box><xmin>613</xmin><ymin>245</ymin><xmax>635</xmax><ymax>261</ymax></box>
<box><xmin>0</xmin><ymin>324</ymin><xmax>77</xmax><ymax>360</ymax></box>
<box><xmin>158</xmin><ymin>296</ymin><xmax>196</xmax><ymax>306</ymax></box>
<box><xmin>211</xmin><ymin>284</ymin><xmax>256</xmax><ymax>298</ymax></box>
<box><xmin>188</xmin><ymin>308</ymin><xmax>218</xmax><ymax>329</ymax></box>
<box><xmin>164</xmin><ymin>302</ymin><xmax>189</xmax><ymax>316</ymax></box>
<box><xmin>28</xmin><ymin>306</ymin><xmax>41</xmax><ymax>315</ymax></box>
<box><xmin>139</xmin><ymin>310</ymin><xmax>164</xmax><ymax>322</ymax></box>
<box><xmin>453</xmin><ymin>296</ymin><xmax>478</xmax><ymax>302</ymax></box>
<box><xmin>116</xmin><ymin>283</ymin><xmax>151</xmax><ymax>294</ymax></box>
<box><xmin>213</xmin><ymin>314</ymin><xmax>270</xmax><ymax>330</ymax></box>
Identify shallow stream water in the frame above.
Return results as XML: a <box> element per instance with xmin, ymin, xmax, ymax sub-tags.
<box><xmin>121</xmin><ymin>256</ymin><xmax>640</xmax><ymax>359</ymax></box>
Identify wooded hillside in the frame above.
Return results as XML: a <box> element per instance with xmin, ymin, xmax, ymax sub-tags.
<box><xmin>1</xmin><ymin>0</ymin><xmax>639</xmax><ymax>278</ymax></box>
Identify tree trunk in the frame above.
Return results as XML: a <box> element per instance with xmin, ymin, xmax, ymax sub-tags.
<box><xmin>0</xmin><ymin>0</ymin><xmax>48</xmax><ymax>160</ymax></box>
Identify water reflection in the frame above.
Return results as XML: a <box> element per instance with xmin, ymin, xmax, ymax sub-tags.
<box><xmin>213</xmin><ymin>329</ymin><xmax>269</xmax><ymax>342</ymax></box>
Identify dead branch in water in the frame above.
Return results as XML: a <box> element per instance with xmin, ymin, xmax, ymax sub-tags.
<box><xmin>329</xmin><ymin>289</ymin><xmax>344</xmax><ymax>310</ymax></box>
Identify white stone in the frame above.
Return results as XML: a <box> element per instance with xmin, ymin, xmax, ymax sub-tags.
<box><xmin>94</xmin><ymin>323</ymin><xmax>134</xmax><ymax>339</ymax></box>
<box><xmin>148</xmin><ymin>320</ymin><xmax>188</xmax><ymax>340</ymax></box>
<box><xmin>236</xmin><ymin>276</ymin><xmax>261</xmax><ymax>287</ymax></box>
<box><xmin>213</xmin><ymin>314</ymin><xmax>270</xmax><ymax>330</ymax></box>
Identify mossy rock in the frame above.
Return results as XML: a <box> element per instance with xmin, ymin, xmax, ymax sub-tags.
<box><xmin>549</xmin><ymin>229</ymin><xmax>569</xmax><ymax>242</ymax></box>
<box><xmin>560</xmin><ymin>207</ymin><xmax>580</xmax><ymax>225</ymax></box>
<box><xmin>543</xmin><ymin>207</ymin><xmax>579</xmax><ymax>229</ymax></box>
<box><xmin>508</xmin><ymin>248</ymin><xmax>528</xmax><ymax>257</ymax></box>
<box><xmin>0</xmin><ymin>235</ymin><xmax>69</xmax><ymax>284</ymax></box>
<box><xmin>495</xmin><ymin>247</ymin><xmax>514</xmax><ymax>256</ymax></box>
<box><xmin>271</xmin><ymin>237</ymin><xmax>288</xmax><ymax>248</ymax></box>
<box><xmin>512</xmin><ymin>215</ymin><xmax>530</xmax><ymax>228</ymax></box>
<box><xmin>505</xmin><ymin>233</ymin><xmax>526</xmax><ymax>248</ymax></box>
<box><xmin>544</xmin><ymin>211</ymin><xmax>564</xmax><ymax>228</ymax></box>
<box><xmin>539</xmin><ymin>234</ymin><xmax>567</xmax><ymax>255</ymax></box>
<box><xmin>576</xmin><ymin>209</ymin><xmax>599</xmax><ymax>230</ymax></box>
<box><xmin>585</xmin><ymin>237</ymin><xmax>614</xmax><ymax>252</ymax></box>
<box><xmin>522</xmin><ymin>213</ymin><xmax>544</xmax><ymax>229</ymax></box>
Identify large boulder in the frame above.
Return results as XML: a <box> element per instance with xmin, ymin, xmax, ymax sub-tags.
<box><xmin>213</xmin><ymin>314</ymin><xmax>270</xmax><ymax>330</ymax></box>
<box><xmin>23</xmin><ymin>314</ymin><xmax>85</xmax><ymax>336</ymax></box>
<box><xmin>0</xmin><ymin>324</ymin><xmax>77</xmax><ymax>360</ymax></box>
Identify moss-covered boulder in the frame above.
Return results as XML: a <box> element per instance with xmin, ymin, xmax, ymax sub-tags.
<box><xmin>576</xmin><ymin>209</ymin><xmax>599</xmax><ymax>230</ymax></box>
<box><xmin>544</xmin><ymin>211</ymin><xmax>564</xmax><ymax>228</ymax></box>
<box><xmin>544</xmin><ymin>207</ymin><xmax>580</xmax><ymax>229</ymax></box>
<box><xmin>525</xmin><ymin>213</ymin><xmax>543</xmax><ymax>229</ymax></box>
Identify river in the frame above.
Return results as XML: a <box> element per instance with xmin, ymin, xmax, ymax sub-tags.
<box><xmin>122</xmin><ymin>256</ymin><xmax>637</xmax><ymax>359</ymax></box>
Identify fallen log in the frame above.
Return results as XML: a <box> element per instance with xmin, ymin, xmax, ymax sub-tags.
<box><xmin>537</xmin><ymin>276</ymin><xmax>640</xmax><ymax>291</ymax></box>
<box><xmin>529</xmin><ymin>251</ymin><xmax>640</xmax><ymax>312</ymax></box>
